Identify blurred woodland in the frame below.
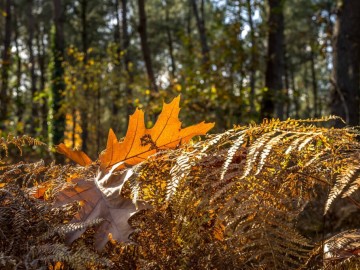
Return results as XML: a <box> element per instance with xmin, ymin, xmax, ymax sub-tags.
<box><xmin>1</xmin><ymin>1</ymin><xmax>360</xmax><ymax>269</ymax></box>
<box><xmin>0</xmin><ymin>0</ymin><xmax>359</xmax><ymax>158</ymax></box>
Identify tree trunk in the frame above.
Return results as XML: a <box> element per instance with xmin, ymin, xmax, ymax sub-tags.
<box><xmin>0</xmin><ymin>0</ymin><xmax>12</xmax><ymax>122</ymax></box>
<box><xmin>331</xmin><ymin>0</ymin><xmax>360</xmax><ymax>126</ymax></box>
<box><xmin>50</xmin><ymin>0</ymin><xmax>66</xmax><ymax>152</ymax></box>
<box><xmin>111</xmin><ymin>0</ymin><xmax>122</xmax><ymax>129</ymax></box>
<box><xmin>191</xmin><ymin>0</ymin><xmax>210</xmax><ymax>67</ymax></box>
<box><xmin>310</xmin><ymin>44</ymin><xmax>318</xmax><ymax>117</ymax></box>
<box><xmin>27</xmin><ymin>0</ymin><xmax>38</xmax><ymax>135</ymax></box>
<box><xmin>283</xmin><ymin>44</ymin><xmax>290</xmax><ymax>118</ymax></box>
<box><xmin>80</xmin><ymin>0</ymin><xmax>89</xmax><ymax>152</ymax></box>
<box><xmin>186</xmin><ymin>0</ymin><xmax>193</xmax><ymax>55</ymax></box>
<box><xmin>261</xmin><ymin>0</ymin><xmax>285</xmax><ymax>120</ymax></box>
<box><xmin>36</xmin><ymin>24</ymin><xmax>48</xmax><ymax>139</ymax></box>
<box><xmin>137</xmin><ymin>0</ymin><xmax>158</xmax><ymax>92</ymax></box>
<box><xmin>246</xmin><ymin>0</ymin><xmax>256</xmax><ymax>115</ymax></box>
<box><xmin>13</xmin><ymin>6</ymin><xmax>24</xmax><ymax>124</ymax></box>
<box><xmin>165</xmin><ymin>0</ymin><xmax>176</xmax><ymax>79</ymax></box>
<box><xmin>122</xmin><ymin>0</ymin><xmax>134</xmax><ymax>122</ymax></box>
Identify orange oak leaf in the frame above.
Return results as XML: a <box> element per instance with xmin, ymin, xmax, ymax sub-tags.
<box><xmin>56</xmin><ymin>143</ymin><xmax>92</xmax><ymax>166</ymax></box>
<box><xmin>99</xmin><ymin>95</ymin><xmax>214</xmax><ymax>170</ymax></box>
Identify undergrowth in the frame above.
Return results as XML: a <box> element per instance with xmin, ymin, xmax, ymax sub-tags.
<box><xmin>1</xmin><ymin>117</ymin><xmax>360</xmax><ymax>269</ymax></box>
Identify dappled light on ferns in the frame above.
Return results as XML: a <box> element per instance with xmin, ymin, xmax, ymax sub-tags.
<box><xmin>1</xmin><ymin>102</ymin><xmax>360</xmax><ymax>269</ymax></box>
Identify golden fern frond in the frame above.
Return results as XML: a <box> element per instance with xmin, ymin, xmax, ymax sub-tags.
<box><xmin>201</xmin><ymin>130</ymin><xmax>233</xmax><ymax>153</ymax></box>
<box><xmin>0</xmin><ymin>134</ymin><xmax>45</xmax><ymax>158</ymax></box>
<box><xmin>255</xmin><ymin>132</ymin><xmax>288</xmax><ymax>175</ymax></box>
<box><xmin>40</xmin><ymin>218</ymin><xmax>104</xmax><ymax>241</ymax></box>
<box><xmin>167</xmin><ymin>153</ymin><xmax>191</xmax><ymax>201</ymax></box>
<box><xmin>241</xmin><ymin>131</ymin><xmax>276</xmax><ymax>179</ymax></box>
<box><xmin>290</xmin><ymin>115</ymin><xmax>345</xmax><ymax>124</ymax></box>
<box><xmin>319</xmin><ymin>230</ymin><xmax>360</xmax><ymax>269</ymax></box>
<box><xmin>125</xmin><ymin>118</ymin><xmax>359</xmax><ymax>269</ymax></box>
<box><xmin>325</xmin><ymin>160</ymin><xmax>360</xmax><ymax>213</ymax></box>
<box><xmin>27</xmin><ymin>242</ymin><xmax>113</xmax><ymax>269</ymax></box>
<box><xmin>342</xmin><ymin>176</ymin><xmax>360</xmax><ymax>198</ymax></box>
<box><xmin>220</xmin><ymin>131</ymin><xmax>246</xmax><ymax>180</ymax></box>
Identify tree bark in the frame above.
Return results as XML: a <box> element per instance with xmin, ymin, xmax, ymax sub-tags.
<box><xmin>0</xmin><ymin>0</ymin><xmax>12</xmax><ymax>122</ymax></box>
<box><xmin>27</xmin><ymin>0</ymin><xmax>38</xmax><ymax>135</ymax></box>
<box><xmin>261</xmin><ymin>0</ymin><xmax>285</xmax><ymax>120</ymax></box>
<box><xmin>310</xmin><ymin>44</ymin><xmax>318</xmax><ymax>117</ymax></box>
<box><xmin>246</xmin><ymin>0</ymin><xmax>256</xmax><ymax>115</ymax></box>
<box><xmin>80</xmin><ymin>0</ymin><xmax>89</xmax><ymax>152</ymax></box>
<box><xmin>165</xmin><ymin>0</ymin><xmax>176</xmax><ymax>79</ymax></box>
<box><xmin>283</xmin><ymin>44</ymin><xmax>290</xmax><ymax>118</ymax></box>
<box><xmin>191</xmin><ymin>0</ymin><xmax>210</xmax><ymax>67</ymax></box>
<box><xmin>122</xmin><ymin>0</ymin><xmax>134</xmax><ymax>120</ymax></box>
<box><xmin>36</xmin><ymin>24</ymin><xmax>48</xmax><ymax>139</ymax></box>
<box><xmin>331</xmin><ymin>0</ymin><xmax>360</xmax><ymax>126</ymax></box>
<box><xmin>13</xmin><ymin>5</ymin><xmax>24</xmax><ymax>124</ymax></box>
<box><xmin>111</xmin><ymin>0</ymin><xmax>122</xmax><ymax>128</ymax></box>
<box><xmin>137</xmin><ymin>0</ymin><xmax>158</xmax><ymax>92</ymax></box>
<box><xmin>290</xmin><ymin>67</ymin><xmax>299</xmax><ymax>118</ymax></box>
<box><xmin>51</xmin><ymin>0</ymin><xmax>66</xmax><ymax>148</ymax></box>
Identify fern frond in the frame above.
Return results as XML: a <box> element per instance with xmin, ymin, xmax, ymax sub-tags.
<box><xmin>255</xmin><ymin>132</ymin><xmax>288</xmax><ymax>175</ymax></box>
<box><xmin>220</xmin><ymin>131</ymin><xmax>246</xmax><ymax>180</ymax></box>
<box><xmin>0</xmin><ymin>134</ymin><xmax>45</xmax><ymax>158</ymax></box>
<box><xmin>241</xmin><ymin>131</ymin><xmax>276</xmax><ymax>179</ymax></box>
<box><xmin>201</xmin><ymin>130</ymin><xmax>232</xmax><ymax>153</ymax></box>
<box><xmin>320</xmin><ymin>230</ymin><xmax>360</xmax><ymax>269</ymax></box>
<box><xmin>167</xmin><ymin>153</ymin><xmax>191</xmax><ymax>201</ymax></box>
<box><xmin>325</xmin><ymin>161</ymin><xmax>360</xmax><ymax>213</ymax></box>
<box><xmin>342</xmin><ymin>176</ymin><xmax>360</xmax><ymax>198</ymax></box>
<box><xmin>40</xmin><ymin>218</ymin><xmax>104</xmax><ymax>241</ymax></box>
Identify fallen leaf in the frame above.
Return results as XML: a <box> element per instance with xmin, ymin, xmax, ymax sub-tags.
<box><xmin>100</xmin><ymin>96</ymin><xmax>214</xmax><ymax>170</ymax></box>
<box><xmin>213</xmin><ymin>218</ymin><xmax>225</xmax><ymax>241</ymax></box>
<box><xmin>56</xmin><ymin>143</ymin><xmax>92</xmax><ymax>166</ymax></box>
<box><xmin>55</xmin><ymin>96</ymin><xmax>213</xmax><ymax>250</ymax></box>
<box><xmin>51</xmin><ymin>262</ymin><xmax>64</xmax><ymax>270</ymax></box>
<box><xmin>31</xmin><ymin>181</ymin><xmax>54</xmax><ymax>200</ymax></box>
<box><xmin>55</xmin><ymin>162</ymin><xmax>147</xmax><ymax>250</ymax></box>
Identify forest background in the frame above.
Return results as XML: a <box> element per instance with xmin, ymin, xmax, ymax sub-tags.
<box><xmin>0</xmin><ymin>0</ymin><xmax>359</xmax><ymax>160</ymax></box>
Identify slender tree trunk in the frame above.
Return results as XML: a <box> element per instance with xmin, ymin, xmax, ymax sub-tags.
<box><xmin>14</xmin><ymin>6</ymin><xmax>24</xmax><ymax>124</ymax></box>
<box><xmin>191</xmin><ymin>0</ymin><xmax>210</xmax><ymax>67</ymax></box>
<box><xmin>122</xmin><ymin>0</ymin><xmax>134</xmax><ymax>122</ymax></box>
<box><xmin>0</xmin><ymin>0</ymin><xmax>12</xmax><ymax>122</ymax></box>
<box><xmin>290</xmin><ymin>67</ymin><xmax>299</xmax><ymax>118</ymax></box>
<box><xmin>283</xmin><ymin>44</ymin><xmax>290</xmax><ymax>118</ymax></box>
<box><xmin>80</xmin><ymin>0</ymin><xmax>89</xmax><ymax>152</ymax></box>
<box><xmin>51</xmin><ymin>0</ymin><xmax>66</xmax><ymax>148</ymax></box>
<box><xmin>165</xmin><ymin>0</ymin><xmax>176</xmax><ymax>79</ymax></box>
<box><xmin>246</xmin><ymin>0</ymin><xmax>256</xmax><ymax>114</ymax></box>
<box><xmin>261</xmin><ymin>0</ymin><xmax>285</xmax><ymax>120</ymax></box>
<box><xmin>111</xmin><ymin>0</ymin><xmax>122</xmax><ymax>129</ymax></box>
<box><xmin>331</xmin><ymin>0</ymin><xmax>360</xmax><ymax>126</ymax></box>
<box><xmin>36</xmin><ymin>24</ymin><xmax>48</xmax><ymax>139</ymax></box>
<box><xmin>310</xmin><ymin>44</ymin><xmax>318</xmax><ymax>117</ymax></box>
<box><xmin>137</xmin><ymin>0</ymin><xmax>158</xmax><ymax>92</ymax></box>
<box><xmin>186</xmin><ymin>0</ymin><xmax>193</xmax><ymax>55</ymax></box>
<box><xmin>27</xmin><ymin>0</ymin><xmax>38</xmax><ymax>135</ymax></box>
<box><xmin>304</xmin><ymin>61</ymin><xmax>311</xmax><ymax>118</ymax></box>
